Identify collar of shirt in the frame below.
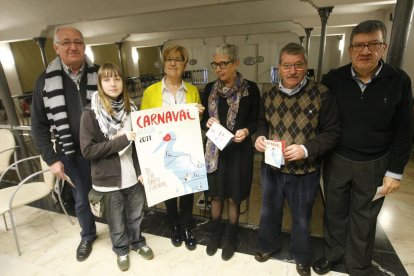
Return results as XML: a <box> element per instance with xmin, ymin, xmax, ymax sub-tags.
<box><xmin>161</xmin><ymin>77</ymin><xmax>188</xmax><ymax>105</ymax></box>
<box><xmin>62</xmin><ymin>61</ymin><xmax>84</xmax><ymax>84</ymax></box>
<box><xmin>278</xmin><ymin>77</ymin><xmax>307</xmax><ymax>96</ymax></box>
<box><xmin>351</xmin><ymin>60</ymin><xmax>383</xmax><ymax>91</ymax></box>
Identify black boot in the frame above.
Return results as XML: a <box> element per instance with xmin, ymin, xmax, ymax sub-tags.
<box><xmin>221</xmin><ymin>223</ymin><xmax>238</xmax><ymax>261</ymax></box>
<box><xmin>206</xmin><ymin>220</ymin><xmax>222</xmax><ymax>256</ymax></box>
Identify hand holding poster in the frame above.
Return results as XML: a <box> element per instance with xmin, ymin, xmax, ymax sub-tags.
<box><xmin>131</xmin><ymin>104</ymin><xmax>208</xmax><ymax>206</ymax></box>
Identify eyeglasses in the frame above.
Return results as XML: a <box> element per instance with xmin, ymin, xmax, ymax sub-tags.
<box><xmin>351</xmin><ymin>42</ymin><xmax>384</xmax><ymax>52</ymax></box>
<box><xmin>165</xmin><ymin>58</ymin><xmax>184</xmax><ymax>64</ymax></box>
<box><xmin>57</xmin><ymin>40</ymin><xmax>85</xmax><ymax>47</ymax></box>
<box><xmin>210</xmin><ymin>60</ymin><xmax>233</xmax><ymax>70</ymax></box>
<box><xmin>280</xmin><ymin>63</ymin><xmax>306</xmax><ymax>72</ymax></box>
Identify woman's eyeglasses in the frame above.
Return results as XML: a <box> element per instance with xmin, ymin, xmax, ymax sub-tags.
<box><xmin>165</xmin><ymin>58</ymin><xmax>184</xmax><ymax>64</ymax></box>
<box><xmin>210</xmin><ymin>60</ymin><xmax>233</xmax><ymax>70</ymax></box>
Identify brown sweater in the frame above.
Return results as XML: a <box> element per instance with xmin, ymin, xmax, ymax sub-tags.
<box><xmin>257</xmin><ymin>79</ymin><xmax>340</xmax><ymax>174</ymax></box>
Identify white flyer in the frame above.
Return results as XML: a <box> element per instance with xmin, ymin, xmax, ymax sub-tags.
<box><xmin>372</xmin><ymin>186</ymin><xmax>385</xmax><ymax>201</ymax></box>
<box><xmin>264</xmin><ymin>140</ymin><xmax>285</xmax><ymax>168</ymax></box>
<box><xmin>205</xmin><ymin>122</ymin><xmax>234</xmax><ymax>151</ymax></box>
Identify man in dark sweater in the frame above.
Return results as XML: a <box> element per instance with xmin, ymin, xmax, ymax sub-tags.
<box><xmin>313</xmin><ymin>20</ymin><xmax>413</xmax><ymax>276</ymax></box>
<box><xmin>31</xmin><ymin>27</ymin><xmax>98</xmax><ymax>262</ymax></box>
<box><xmin>254</xmin><ymin>43</ymin><xmax>340</xmax><ymax>276</ymax></box>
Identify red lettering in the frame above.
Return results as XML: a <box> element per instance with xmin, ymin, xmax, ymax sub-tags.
<box><xmin>136</xmin><ymin>116</ymin><xmax>142</xmax><ymax>128</ymax></box>
<box><xmin>172</xmin><ymin>111</ymin><xmax>179</xmax><ymax>121</ymax></box>
<box><xmin>137</xmin><ymin>108</ymin><xmax>196</xmax><ymax>128</ymax></box>
<box><xmin>150</xmin><ymin>114</ymin><xmax>158</xmax><ymax>125</ymax></box>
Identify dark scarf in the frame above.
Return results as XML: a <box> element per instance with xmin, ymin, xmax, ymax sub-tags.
<box><xmin>205</xmin><ymin>72</ymin><xmax>249</xmax><ymax>173</ymax></box>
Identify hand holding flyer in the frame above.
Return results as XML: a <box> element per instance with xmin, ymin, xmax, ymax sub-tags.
<box><xmin>205</xmin><ymin>122</ymin><xmax>234</xmax><ymax>151</ymax></box>
<box><xmin>264</xmin><ymin>140</ymin><xmax>285</xmax><ymax>168</ymax></box>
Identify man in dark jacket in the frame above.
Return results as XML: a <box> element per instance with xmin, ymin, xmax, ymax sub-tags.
<box><xmin>313</xmin><ymin>20</ymin><xmax>413</xmax><ymax>276</ymax></box>
<box><xmin>31</xmin><ymin>26</ymin><xmax>98</xmax><ymax>262</ymax></box>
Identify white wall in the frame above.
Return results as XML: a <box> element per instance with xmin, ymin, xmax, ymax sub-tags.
<box><xmin>107</xmin><ymin>15</ymin><xmax>414</xmax><ymax>99</ymax></box>
<box><xmin>159</xmin><ymin>32</ymin><xmax>301</xmax><ymax>88</ymax></box>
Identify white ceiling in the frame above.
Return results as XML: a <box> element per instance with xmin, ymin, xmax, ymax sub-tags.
<box><xmin>0</xmin><ymin>0</ymin><xmax>396</xmax><ymax>45</ymax></box>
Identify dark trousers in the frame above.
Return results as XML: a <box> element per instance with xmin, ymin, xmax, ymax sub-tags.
<box><xmin>165</xmin><ymin>193</ymin><xmax>194</xmax><ymax>229</ymax></box>
<box><xmin>258</xmin><ymin>165</ymin><xmax>320</xmax><ymax>265</ymax></box>
<box><xmin>105</xmin><ymin>184</ymin><xmax>146</xmax><ymax>256</ymax></box>
<box><xmin>323</xmin><ymin>153</ymin><xmax>387</xmax><ymax>276</ymax></box>
<box><xmin>61</xmin><ymin>152</ymin><xmax>96</xmax><ymax>241</ymax></box>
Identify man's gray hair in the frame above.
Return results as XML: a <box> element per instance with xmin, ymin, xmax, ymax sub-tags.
<box><xmin>279</xmin><ymin>43</ymin><xmax>307</xmax><ymax>64</ymax></box>
<box><xmin>53</xmin><ymin>27</ymin><xmax>84</xmax><ymax>44</ymax></box>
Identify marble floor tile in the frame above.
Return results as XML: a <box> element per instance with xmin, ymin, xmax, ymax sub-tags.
<box><xmin>1</xmin><ymin>149</ymin><xmax>413</xmax><ymax>276</ymax></box>
<box><xmin>0</xmin><ymin>206</ymin><xmax>347</xmax><ymax>276</ymax></box>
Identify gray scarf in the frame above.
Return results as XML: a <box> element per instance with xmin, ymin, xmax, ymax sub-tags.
<box><xmin>90</xmin><ymin>91</ymin><xmax>137</xmax><ymax>139</ymax></box>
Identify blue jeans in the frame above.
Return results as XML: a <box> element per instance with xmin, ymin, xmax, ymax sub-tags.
<box><xmin>258</xmin><ymin>165</ymin><xmax>320</xmax><ymax>265</ymax></box>
<box><xmin>104</xmin><ymin>184</ymin><xmax>147</xmax><ymax>256</ymax></box>
<box><xmin>61</xmin><ymin>152</ymin><xmax>96</xmax><ymax>241</ymax></box>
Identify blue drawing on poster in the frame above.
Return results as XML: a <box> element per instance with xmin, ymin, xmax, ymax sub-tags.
<box><xmin>153</xmin><ymin>131</ymin><xmax>207</xmax><ymax>193</ymax></box>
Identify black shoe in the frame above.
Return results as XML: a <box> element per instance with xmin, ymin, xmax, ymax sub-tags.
<box><xmin>170</xmin><ymin>225</ymin><xmax>182</xmax><ymax>247</ymax></box>
<box><xmin>296</xmin><ymin>263</ymin><xmax>311</xmax><ymax>276</ymax></box>
<box><xmin>254</xmin><ymin>249</ymin><xmax>279</xmax><ymax>262</ymax></box>
<box><xmin>76</xmin><ymin>238</ymin><xmax>95</xmax><ymax>262</ymax></box>
<box><xmin>312</xmin><ymin>257</ymin><xmax>334</xmax><ymax>275</ymax></box>
<box><xmin>221</xmin><ymin>223</ymin><xmax>238</xmax><ymax>261</ymax></box>
<box><xmin>182</xmin><ymin>229</ymin><xmax>197</xmax><ymax>250</ymax></box>
<box><xmin>206</xmin><ymin>220</ymin><xmax>222</xmax><ymax>256</ymax></box>
<box><xmin>206</xmin><ymin>234</ymin><xmax>221</xmax><ymax>256</ymax></box>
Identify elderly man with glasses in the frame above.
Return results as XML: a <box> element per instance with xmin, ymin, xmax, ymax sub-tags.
<box><xmin>31</xmin><ymin>26</ymin><xmax>98</xmax><ymax>262</ymax></box>
<box><xmin>254</xmin><ymin>42</ymin><xmax>340</xmax><ymax>276</ymax></box>
<box><xmin>313</xmin><ymin>20</ymin><xmax>413</xmax><ymax>276</ymax></box>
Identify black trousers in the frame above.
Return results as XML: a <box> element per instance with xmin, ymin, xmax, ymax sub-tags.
<box><xmin>165</xmin><ymin>193</ymin><xmax>194</xmax><ymax>229</ymax></box>
<box><xmin>323</xmin><ymin>153</ymin><xmax>388</xmax><ymax>276</ymax></box>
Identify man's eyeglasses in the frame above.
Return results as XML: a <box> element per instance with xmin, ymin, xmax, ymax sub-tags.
<box><xmin>280</xmin><ymin>63</ymin><xmax>306</xmax><ymax>72</ymax></box>
<box><xmin>165</xmin><ymin>58</ymin><xmax>184</xmax><ymax>64</ymax></box>
<box><xmin>351</xmin><ymin>42</ymin><xmax>384</xmax><ymax>52</ymax></box>
<box><xmin>57</xmin><ymin>41</ymin><xmax>85</xmax><ymax>47</ymax></box>
<box><xmin>210</xmin><ymin>60</ymin><xmax>233</xmax><ymax>70</ymax></box>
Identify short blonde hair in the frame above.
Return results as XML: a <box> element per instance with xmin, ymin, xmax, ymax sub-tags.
<box><xmin>162</xmin><ymin>44</ymin><xmax>189</xmax><ymax>65</ymax></box>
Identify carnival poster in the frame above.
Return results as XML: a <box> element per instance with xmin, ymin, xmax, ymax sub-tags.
<box><xmin>131</xmin><ymin>104</ymin><xmax>208</xmax><ymax>206</ymax></box>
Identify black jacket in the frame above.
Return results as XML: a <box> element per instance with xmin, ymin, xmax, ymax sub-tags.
<box><xmin>322</xmin><ymin>62</ymin><xmax>413</xmax><ymax>174</ymax></box>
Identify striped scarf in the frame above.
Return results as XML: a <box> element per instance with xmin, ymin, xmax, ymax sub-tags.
<box><xmin>43</xmin><ymin>56</ymin><xmax>98</xmax><ymax>157</ymax></box>
<box><xmin>90</xmin><ymin>91</ymin><xmax>137</xmax><ymax>140</ymax></box>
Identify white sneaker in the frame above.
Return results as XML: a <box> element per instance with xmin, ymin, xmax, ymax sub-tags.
<box><xmin>117</xmin><ymin>254</ymin><xmax>130</xmax><ymax>271</ymax></box>
<box><xmin>138</xmin><ymin>245</ymin><xmax>154</xmax><ymax>260</ymax></box>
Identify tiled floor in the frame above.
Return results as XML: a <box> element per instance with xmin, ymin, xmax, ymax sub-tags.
<box><xmin>0</xmin><ymin>149</ymin><xmax>413</xmax><ymax>275</ymax></box>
